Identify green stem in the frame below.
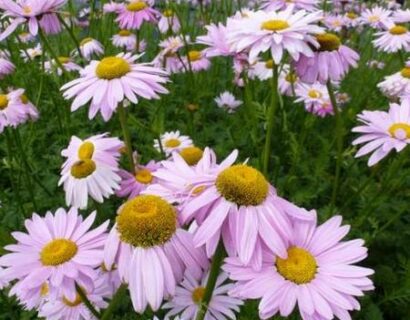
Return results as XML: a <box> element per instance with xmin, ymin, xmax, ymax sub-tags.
<box><xmin>57</xmin><ymin>13</ymin><xmax>84</xmax><ymax>61</ymax></box>
<box><xmin>195</xmin><ymin>241</ymin><xmax>225</xmax><ymax>320</ymax></box>
<box><xmin>262</xmin><ymin>64</ymin><xmax>279</xmax><ymax>176</ymax></box>
<box><xmin>38</xmin><ymin>28</ymin><xmax>65</xmax><ymax>72</ymax></box>
<box><xmin>327</xmin><ymin>81</ymin><xmax>343</xmax><ymax>214</ymax></box>
<box><xmin>118</xmin><ymin>103</ymin><xmax>136</xmax><ymax>174</ymax></box>
<box><xmin>100</xmin><ymin>284</ymin><xmax>127</xmax><ymax>320</ymax></box>
<box><xmin>75</xmin><ymin>283</ymin><xmax>101</xmax><ymax>319</ymax></box>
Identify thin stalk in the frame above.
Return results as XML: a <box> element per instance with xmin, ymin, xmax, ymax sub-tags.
<box><xmin>327</xmin><ymin>80</ymin><xmax>343</xmax><ymax>213</ymax></box>
<box><xmin>262</xmin><ymin>64</ymin><xmax>279</xmax><ymax>176</ymax></box>
<box><xmin>75</xmin><ymin>283</ymin><xmax>101</xmax><ymax>319</ymax></box>
<box><xmin>38</xmin><ymin>28</ymin><xmax>66</xmax><ymax>72</ymax></box>
<box><xmin>118</xmin><ymin>103</ymin><xmax>136</xmax><ymax>174</ymax></box>
<box><xmin>57</xmin><ymin>13</ymin><xmax>84</xmax><ymax>61</ymax></box>
<box><xmin>195</xmin><ymin>241</ymin><xmax>225</xmax><ymax>320</ymax></box>
<box><xmin>100</xmin><ymin>284</ymin><xmax>127</xmax><ymax>320</ymax></box>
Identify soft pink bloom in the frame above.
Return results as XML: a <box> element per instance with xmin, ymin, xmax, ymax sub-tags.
<box><xmin>0</xmin><ymin>89</ymin><xmax>28</xmax><ymax>130</ymax></box>
<box><xmin>224</xmin><ymin>212</ymin><xmax>374</xmax><ymax>320</ymax></box>
<box><xmin>103</xmin><ymin>1</ymin><xmax>122</xmax><ymax>13</ymax></box>
<box><xmin>103</xmin><ymin>195</ymin><xmax>208</xmax><ymax>313</ymax></box>
<box><xmin>181</xmin><ymin>50</ymin><xmax>211</xmax><ymax>72</ymax></box>
<box><xmin>352</xmin><ymin>99</ymin><xmax>410</xmax><ymax>166</ymax></box>
<box><xmin>0</xmin><ymin>209</ymin><xmax>108</xmax><ymax>305</ymax></box>
<box><xmin>38</xmin><ymin>275</ymin><xmax>111</xmax><ymax>320</ymax></box>
<box><xmin>147</xmin><ymin>148</ymin><xmax>313</xmax><ymax>268</ymax></box>
<box><xmin>79</xmin><ymin>38</ymin><xmax>104</xmax><ymax>60</ymax></box>
<box><xmin>0</xmin><ymin>50</ymin><xmax>14</xmax><ymax>78</ymax></box>
<box><xmin>196</xmin><ymin>23</ymin><xmax>233</xmax><ymax>57</ymax></box>
<box><xmin>393</xmin><ymin>9</ymin><xmax>410</xmax><ymax>23</ymax></box>
<box><xmin>373</xmin><ymin>21</ymin><xmax>410</xmax><ymax>53</ymax></box>
<box><xmin>59</xmin><ymin>134</ymin><xmax>123</xmax><ymax>209</ymax></box>
<box><xmin>61</xmin><ymin>53</ymin><xmax>169</xmax><ymax>121</ymax></box>
<box><xmin>261</xmin><ymin>0</ymin><xmax>318</xmax><ymax>12</ymax></box>
<box><xmin>163</xmin><ymin>270</ymin><xmax>243</xmax><ymax>320</ymax></box>
<box><xmin>361</xmin><ymin>6</ymin><xmax>393</xmax><ymax>29</ymax></box>
<box><xmin>112</xmin><ymin>30</ymin><xmax>137</xmax><ymax>51</ymax></box>
<box><xmin>215</xmin><ymin>91</ymin><xmax>242</xmax><ymax>113</ymax></box>
<box><xmin>154</xmin><ymin>130</ymin><xmax>193</xmax><ymax>156</ymax></box>
<box><xmin>116</xmin><ymin>0</ymin><xmax>159</xmax><ymax>30</ymax></box>
<box><xmin>158</xmin><ymin>10</ymin><xmax>180</xmax><ymax>34</ymax></box>
<box><xmin>323</xmin><ymin>14</ymin><xmax>345</xmax><ymax>32</ymax></box>
<box><xmin>116</xmin><ymin>160</ymin><xmax>161</xmax><ymax>199</ymax></box>
<box><xmin>226</xmin><ymin>6</ymin><xmax>324</xmax><ymax>63</ymax></box>
<box><xmin>0</xmin><ymin>0</ymin><xmax>65</xmax><ymax>40</ymax></box>
<box><xmin>278</xmin><ymin>64</ymin><xmax>299</xmax><ymax>96</ymax></box>
<box><xmin>378</xmin><ymin>65</ymin><xmax>410</xmax><ymax>98</ymax></box>
<box><xmin>8</xmin><ymin>88</ymin><xmax>39</xmax><ymax>124</ymax></box>
<box><xmin>295</xmin><ymin>34</ymin><xmax>359</xmax><ymax>84</ymax></box>
<box><xmin>45</xmin><ymin>57</ymin><xmax>81</xmax><ymax>76</ymax></box>
<box><xmin>295</xmin><ymin>82</ymin><xmax>335</xmax><ymax>117</ymax></box>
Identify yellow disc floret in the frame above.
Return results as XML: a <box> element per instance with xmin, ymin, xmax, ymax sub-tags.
<box><xmin>389</xmin><ymin>25</ymin><xmax>407</xmax><ymax>35</ymax></box>
<box><xmin>388</xmin><ymin>123</ymin><xmax>410</xmax><ymax>139</ymax></box>
<box><xmin>216</xmin><ymin>164</ymin><xmax>269</xmax><ymax>206</ymax></box>
<box><xmin>308</xmin><ymin>89</ymin><xmax>322</xmax><ymax>99</ymax></box>
<box><xmin>265</xmin><ymin>59</ymin><xmax>274</xmax><ymax>69</ymax></box>
<box><xmin>261</xmin><ymin>19</ymin><xmax>290</xmax><ymax>31</ymax></box>
<box><xmin>40</xmin><ymin>239</ymin><xmax>78</xmax><ymax>266</ymax></box>
<box><xmin>163</xmin><ymin>9</ymin><xmax>173</xmax><ymax>17</ymax></box>
<box><xmin>127</xmin><ymin>1</ymin><xmax>147</xmax><ymax>11</ymax></box>
<box><xmin>179</xmin><ymin>147</ymin><xmax>204</xmax><ymax>166</ymax></box>
<box><xmin>71</xmin><ymin>159</ymin><xmax>96</xmax><ymax>179</ymax></box>
<box><xmin>316</xmin><ymin>33</ymin><xmax>341</xmax><ymax>52</ymax></box>
<box><xmin>80</xmin><ymin>37</ymin><xmax>93</xmax><ymax>46</ymax></box>
<box><xmin>96</xmin><ymin>57</ymin><xmax>131</xmax><ymax>80</ymax></box>
<box><xmin>118</xmin><ymin>30</ymin><xmax>132</xmax><ymax>37</ymax></box>
<box><xmin>135</xmin><ymin>169</ymin><xmax>153</xmax><ymax>184</ymax></box>
<box><xmin>187</xmin><ymin>50</ymin><xmax>202</xmax><ymax>62</ymax></box>
<box><xmin>0</xmin><ymin>95</ymin><xmax>9</xmax><ymax>110</ymax></box>
<box><xmin>276</xmin><ymin>247</ymin><xmax>317</xmax><ymax>284</ymax></box>
<box><xmin>78</xmin><ymin>141</ymin><xmax>95</xmax><ymax>160</ymax></box>
<box><xmin>164</xmin><ymin>138</ymin><xmax>181</xmax><ymax>148</ymax></box>
<box><xmin>116</xmin><ymin>195</ymin><xmax>177</xmax><ymax>248</ymax></box>
<box><xmin>192</xmin><ymin>287</ymin><xmax>205</xmax><ymax>304</ymax></box>
<box><xmin>401</xmin><ymin>67</ymin><xmax>410</xmax><ymax>78</ymax></box>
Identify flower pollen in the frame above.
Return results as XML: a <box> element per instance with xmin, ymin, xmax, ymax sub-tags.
<box><xmin>78</xmin><ymin>141</ymin><xmax>95</xmax><ymax>160</ymax></box>
<box><xmin>71</xmin><ymin>159</ymin><xmax>96</xmax><ymax>179</ymax></box>
<box><xmin>276</xmin><ymin>247</ymin><xmax>317</xmax><ymax>284</ymax></box>
<box><xmin>192</xmin><ymin>287</ymin><xmax>206</xmax><ymax>304</ymax></box>
<box><xmin>135</xmin><ymin>169</ymin><xmax>153</xmax><ymax>184</ymax></box>
<box><xmin>389</xmin><ymin>25</ymin><xmax>407</xmax><ymax>35</ymax></box>
<box><xmin>127</xmin><ymin>1</ymin><xmax>147</xmax><ymax>11</ymax></box>
<box><xmin>40</xmin><ymin>239</ymin><xmax>78</xmax><ymax>266</ymax></box>
<box><xmin>261</xmin><ymin>19</ymin><xmax>290</xmax><ymax>31</ymax></box>
<box><xmin>179</xmin><ymin>147</ymin><xmax>203</xmax><ymax>166</ymax></box>
<box><xmin>0</xmin><ymin>95</ymin><xmax>8</xmax><ymax>110</ymax></box>
<box><xmin>96</xmin><ymin>57</ymin><xmax>131</xmax><ymax>80</ymax></box>
<box><xmin>316</xmin><ymin>33</ymin><xmax>341</xmax><ymax>52</ymax></box>
<box><xmin>388</xmin><ymin>123</ymin><xmax>410</xmax><ymax>140</ymax></box>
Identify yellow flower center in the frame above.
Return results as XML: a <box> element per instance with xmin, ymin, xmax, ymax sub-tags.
<box><xmin>163</xmin><ymin>9</ymin><xmax>173</xmax><ymax>17</ymax></box>
<box><xmin>58</xmin><ymin>57</ymin><xmax>70</xmax><ymax>64</ymax></box>
<box><xmin>388</xmin><ymin>123</ymin><xmax>410</xmax><ymax>139</ymax></box>
<box><xmin>308</xmin><ymin>89</ymin><xmax>322</xmax><ymax>99</ymax></box>
<box><xmin>265</xmin><ymin>59</ymin><xmax>274</xmax><ymax>69</ymax></box>
<box><xmin>118</xmin><ymin>30</ymin><xmax>132</xmax><ymax>37</ymax></box>
<box><xmin>135</xmin><ymin>169</ymin><xmax>153</xmax><ymax>184</ymax></box>
<box><xmin>316</xmin><ymin>33</ymin><xmax>341</xmax><ymax>51</ymax></box>
<box><xmin>127</xmin><ymin>1</ymin><xmax>147</xmax><ymax>11</ymax></box>
<box><xmin>179</xmin><ymin>147</ymin><xmax>203</xmax><ymax>166</ymax></box>
<box><xmin>40</xmin><ymin>239</ymin><xmax>78</xmax><ymax>266</ymax></box>
<box><xmin>389</xmin><ymin>25</ymin><xmax>408</xmax><ymax>35</ymax></box>
<box><xmin>20</xmin><ymin>94</ymin><xmax>29</xmax><ymax>104</ymax></box>
<box><xmin>0</xmin><ymin>95</ymin><xmax>9</xmax><ymax>110</ymax></box>
<box><xmin>96</xmin><ymin>57</ymin><xmax>131</xmax><ymax>80</ymax></box>
<box><xmin>116</xmin><ymin>195</ymin><xmax>177</xmax><ymax>248</ymax></box>
<box><xmin>78</xmin><ymin>141</ymin><xmax>95</xmax><ymax>160</ymax></box>
<box><xmin>276</xmin><ymin>247</ymin><xmax>317</xmax><ymax>284</ymax></box>
<box><xmin>285</xmin><ymin>72</ymin><xmax>297</xmax><ymax>83</ymax></box>
<box><xmin>40</xmin><ymin>283</ymin><xmax>49</xmax><ymax>296</ymax></box>
<box><xmin>70</xmin><ymin>159</ymin><xmax>96</xmax><ymax>179</ymax></box>
<box><xmin>261</xmin><ymin>19</ymin><xmax>290</xmax><ymax>31</ymax></box>
<box><xmin>187</xmin><ymin>50</ymin><xmax>202</xmax><ymax>62</ymax></box>
<box><xmin>192</xmin><ymin>287</ymin><xmax>206</xmax><ymax>304</ymax></box>
<box><xmin>164</xmin><ymin>138</ymin><xmax>181</xmax><ymax>148</ymax></box>
<box><xmin>81</xmin><ymin>37</ymin><xmax>94</xmax><ymax>46</ymax></box>
<box><xmin>346</xmin><ymin>12</ymin><xmax>357</xmax><ymax>19</ymax></box>
<box><xmin>63</xmin><ymin>294</ymin><xmax>82</xmax><ymax>307</ymax></box>
<box><xmin>216</xmin><ymin>164</ymin><xmax>269</xmax><ymax>206</ymax></box>
<box><xmin>23</xmin><ymin>5</ymin><xmax>32</xmax><ymax>14</ymax></box>
<box><xmin>401</xmin><ymin>67</ymin><xmax>410</xmax><ymax>78</ymax></box>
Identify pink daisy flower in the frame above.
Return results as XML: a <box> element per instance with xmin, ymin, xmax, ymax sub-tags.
<box><xmin>116</xmin><ymin>160</ymin><xmax>161</xmax><ymax>199</ymax></box>
<box><xmin>163</xmin><ymin>270</ymin><xmax>243</xmax><ymax>320</ymax></box>
<box><xmin>61</xmin><ymin>53</ymin><xmax>169</xmax><ymax>121</ymax></box>
<box><xmin>352</xmin><ymin>99</ymin><xmax>410</xmax><ymax>166</ymax></box>
<box><xmin>323</xmin><ymin>14</ymin><xmax>345</xmax><ymax>32</ymax></box>
<box><xmin>8</xmin><ymin>88</ymin><xmax>39</xmax><ymax>124</ymax></box>
<box><xmin>295</xmin><ymin>33</ymin><xmax>359</xmax><ymax>84</ymax></box>
<box><xmin>112</xmin><ymin>30</ymin><xmax>137</xmax><ymax>51</ymax></box>
<box><xmin>116</xmin><ymin>0</ymin><xmax>159</xmax><ymax>30</ymax></box>
<box><xmin>181</xmin><ymin>50</ymin><xmax>211</xmax><ymax>72</ymax></box>
<box><xmin>361</xmin><ymin>6</ymin><xmax>392</xmax><ymax>29</ymax></box>
<box><xmin>38</xmin><ymin>276</ymin><xmax>111</xmax><ymax>320</ymax></box>
<box><xmin>0</xmin><ymin>50</ymin><xmax>15</xmax><ymax>78</ymax></box>
<box><xmin>261</xmin><ymin>0</ymin><xmax>318</xmax><ymax>12</ymax></box>
<box><xmin>295</xmin><ymin>81</ymin><xmax>335</xmax><ymax>117</ymax></box>
<box><xmin>154</xmin><ymin>130</ymin><xmax>193</xmax><ymax>156</ymax></box>
<box><xmin>393</xmin><ymin>8</ymin><xmax>410</xmax><ymax>23</ymax></box>
<box><xmin>226</xmin><ymin>5</ymin><xmax>324</xmax><ymax>63</ymax></box>
<box><xmin>103</xmin><ymin>194</ymin><xmax>208</xmax><ymax>313</ymax></box>
<box><xmin>378</xmin><ymin>65</ymin><xmax>410</xmax><ymax>98</ymax></box>
<box><xmin>373</xmin><ymin>22</ymin><xmax>410</xmax><ymax>53</ymax></box>
<box><xmin>45</xmin><ymin>56</ymin><xmax>81</xmax><ymax>76</ymax></box>
<box><xmin>158</xmin><ymin>9</ymin><xmax>180</xmax><ymax>34</ymax></box>
<box><xmin>0</xmin><ymin>208</ymin><xmax>108</xmax><ymax>304</ymax></box>
<box><xmin>196</xmin><ymin>23</ymin><xmax>233</xmax><ymax>57</ymax></box>
<box><xmin>79</xmin><ymin>37</ymin><xmax>104</xmax><ymax>60</ymax></box>
<box><xmin>278</xmin><ymin>64</ymin><xmax>299</xmax><ymax>96</ymax></box>
<box><xmin>0</xmin><ymin>90</ymin><xmax>27</xmax><ymax>129</ymax></box>
<box><xmin>0</xmin><ymin>0</ymin><xmax>65</xmax><ymax>41</ymax></box>
<box><xmin>214</xmin><ymin>91</ymin><xmax>242</xmax><ymax>113</ymax></box>
<box><xmin>224</xmin><ymin>212</ymin><xmax>374</xmax><ymax>320</ymax></box>
<box><xmin>103</xmin><ymin>1</ymin><xmax>122</xmax><ymax>14</ymax></box>
<box><xmin>148</xmin><ymin>148</ymin><xmax>313</xmax><ymax>268</ymax></box>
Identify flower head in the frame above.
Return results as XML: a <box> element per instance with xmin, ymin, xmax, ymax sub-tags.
<box><xmin>373</xmin><ymin>22</ymin><xmax>410</xmax><ymax>53</ymax></box>
<box><xmin>116</xmin><ymin>0</ymin><xmax>159</xmax><ymax>30</ymax></box>
<box><xmin>215</xmin><ymin>91</ymin><xmax>242</xmax><ymax>113</ymax></box>
<box><xmin>154</xmin><ymin>131</ymin><xmax>193</xmax><ymax>156</ymax></box>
